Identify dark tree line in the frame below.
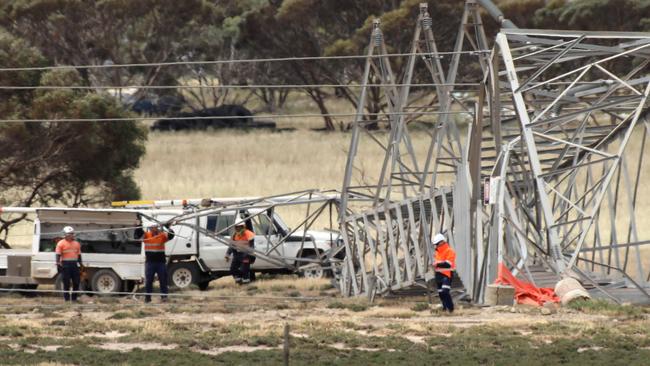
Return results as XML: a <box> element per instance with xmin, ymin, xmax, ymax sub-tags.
<box><xmin>2</xmin><ymin>1</ymin><xmax>647</xmax><ymax>128</ymax></box>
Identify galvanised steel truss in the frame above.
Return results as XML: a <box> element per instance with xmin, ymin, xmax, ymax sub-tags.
<box><xmin>481</xmin><ymin>27</ymin><xmax>650</xmax><ymax>303</ymax></box>
<box><xmin>335</xmin><ymin>0</ymin><xmax>650</xmax><ymax>304</ymax></box>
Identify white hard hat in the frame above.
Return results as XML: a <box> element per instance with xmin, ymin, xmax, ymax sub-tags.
<box><xmin>234</xmin><ymin>216</ymin><xmax>246</xmax><ymax>226</ymax></box>
<box><xmin>433</xmin><ymin>233</ymin><xmax>446</xmax><ymax>245</ymax></box>
<box><xmin>62</xmin><ymin>226</ymin><xmax>75</xmax><ymax>234</ymax></box>
<box><xmin>144</xmin><ymin>222</ymin><xmax>159</xmax><ymax>229</ymax></box>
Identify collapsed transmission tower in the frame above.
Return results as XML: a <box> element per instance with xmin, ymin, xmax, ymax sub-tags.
<box><xmin>334</xmin><ymin>0</ymin><xmax>650</xmax><ymax>304</ymax></box>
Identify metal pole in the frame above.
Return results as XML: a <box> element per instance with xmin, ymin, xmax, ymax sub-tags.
<box><xmin>283</xmin><ymin>323</ymin><xmax>290</xmax><ymax>366</ymax></box>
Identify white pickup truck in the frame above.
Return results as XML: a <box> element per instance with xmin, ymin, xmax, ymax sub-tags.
<box><xmin>0</xmin><ymin>207</ymin><xmax>338</xmax><ymax>293</ymax></box>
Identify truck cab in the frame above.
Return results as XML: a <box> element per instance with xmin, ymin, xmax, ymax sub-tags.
<box><xmin>163</xmin><ymin>208</ymin><xmax>339</xmax><ymax>290</ymax></box>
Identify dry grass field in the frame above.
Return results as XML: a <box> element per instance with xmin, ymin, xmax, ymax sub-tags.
<box><xmin>135</xmin><ymin>130</ymin><xmax>353</xmax><ymax>202</ymax></box>
<box><xmin>132</xmin><ymin>129</ymin><xmax>441</xmax><ymax>227</ymax></box>
<box><xmin>0</xmin><ymin>276</ymin><xmax>649</xmax><ymax>365</ymax></box>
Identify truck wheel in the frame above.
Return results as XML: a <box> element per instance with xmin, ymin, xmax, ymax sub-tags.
<box><xmin>168</xmin><ymin>262</ymin><xmax>198</xmax><ymax>289</ymax></box>
<box><xmin>10</xmin><ymin>284</ymin><xmax>38</xmax><ymax>297</ymax></box>
<box><xmin>91</xmin><ymin>269</ymin><xmax>122</xmax><ymax>294</ymax></box>
<box><xmin>299</xmin><ymin>254</ymin><xmax>326</xmax><ymax>279</ymax></box>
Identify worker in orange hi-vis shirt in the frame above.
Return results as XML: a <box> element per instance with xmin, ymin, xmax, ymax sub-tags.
<box><xmin>225</xmin><ymin>216</ymin><xmax>256</xmax><ymax>284</ymax></box>
<box><xmin>432</xmin><ymin>233</ymin><xmax>456</xmax><ymax>313</ymax></box>
<box><xmin>134</xmin><ymin>219</ymin><xmax>175</xmax><ymax>303</ymax></box>
<box><xmin>55</xmin><ymin>226</ymin><xmax>83</xmax><ymax>302</ymax></box>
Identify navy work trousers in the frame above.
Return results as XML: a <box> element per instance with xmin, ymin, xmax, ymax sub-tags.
<box><xmin>61</xmin><ymin>261</ymin><xmax>80</xmax><ymax>301</ymax></box>
<box><xmin>145</xmin><ymin>261</ymin><xmax>168</xmax><ymax>302</ymax></box>
<box><xmin>230</xmin><ymin>253</ymin><xmax>251</xmax><ymax>282</ymax></box>
<box><xmin>435</xmin><ymin>272</ymin><xmax>454</xmax><ymax>312</ymax></box>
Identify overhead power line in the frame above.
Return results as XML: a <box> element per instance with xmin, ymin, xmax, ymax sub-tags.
<box><xmin>0</xmin><ymin>81</ymin><xmax>615</xmax><ymax>91</ymax></box>
<box><xmin>0</xmin><ymin>82</ymin><xmax>481</xmax><ymax>90</ymax></box>
<box><xmin>0</xmin><ymin>110</ymin><xmax>474</xmax><ymax>124</ymax></box>
<box><xmin>0</xmin><ymin>50</ymin><xmax>490</xmax><ymax>73</ymax></box>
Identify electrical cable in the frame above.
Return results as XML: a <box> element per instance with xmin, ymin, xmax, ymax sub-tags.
<box><xmin>0</xmin><ymin>110</ymin><xmax>473</xmax><ymax>124</ymax></box>
<box><xmin>0</xmin><ymin>50</ymin><xmax>491</xmax><ymax>73</ymax></box>
<box><xmin>0</xmin><ymin>82</ymin><xmax>481</xmax><ymax>90</ymax></box>
<box><xmin>0</xmin><ymin>80</ymin><xmax>613</xmax><ymax>90</ymax></box>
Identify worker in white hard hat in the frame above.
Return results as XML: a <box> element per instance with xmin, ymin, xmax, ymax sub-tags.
<box><xmin>432</xmin><ymin>233</ymin><xmax>456</xmax><ymax>312</ymax></box>
<box><xmin>225</xmin><ymin>216</ymin><xmax>256</xmax><ymax>284</ymax></box>
<box><xmin>55</xmin><ymin>226</ymin><xmax>83</xmax><ymax>302</ymax></box>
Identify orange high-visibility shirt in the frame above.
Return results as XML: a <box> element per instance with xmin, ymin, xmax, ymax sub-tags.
<box><xmin>143</xmin><ymin>231</ymin><xmax>169</xmax><ymax>252</ymax></box>
<box><xmin>233</xmin><ymin>229</ymin><xmax>255</xmax><ymax>243</ymax></box>
<box><xmin>434</xmin><ymin>242</ymin><xmax>456</xmax><ymax>278</ymax></box>
<box><xmin>55</xmin><ymin>239</ymin><xmax>81</xmax><ymax>262</ymax></box>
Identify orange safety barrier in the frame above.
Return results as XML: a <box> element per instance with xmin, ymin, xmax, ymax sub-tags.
<box><xmin>495</xmin><ymin>263</ymin><xmax>559</xmax><ymax>306</ymax></box>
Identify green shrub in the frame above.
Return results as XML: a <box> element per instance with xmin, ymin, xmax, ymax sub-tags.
<box><xmin>411</xmin><ymin>302</ymin><xmax>430</xmax><ymax>312</ymax></box>
<box><xmin>568</xmin><ymin>299</ymin><xmax>648</xmax><ymax>319</ymax></box>
<box><xmin>327</xmin><ymin>301</ymin><xmax>368</xmax><ymax>312</ymax></box>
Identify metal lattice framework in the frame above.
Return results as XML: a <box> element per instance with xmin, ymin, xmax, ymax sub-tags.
<box><xmin>334</xmin><ymin>0</ymin><xmax>650</xmax><ymax>304</ymax></box>
<box><xmin>336</xmin><ymin>1</ymin><xmax>485</xmax><ymax>299</ymax></box>
<box><xmin>482</xmin><ymin>28</ymin><xmax>650</xmax><ymax>302</ymax></box>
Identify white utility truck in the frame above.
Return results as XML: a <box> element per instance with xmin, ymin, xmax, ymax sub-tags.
<box><xmin>0</xmin><ymin>206</ymin><xmax>338</xmax><ymax>294</ymax></box>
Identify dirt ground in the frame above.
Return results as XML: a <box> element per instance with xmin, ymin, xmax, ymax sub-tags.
<box><xmin>0</xmin><ymin>276</ymin><xmax>649</xmax><ymax>365</ymax></box>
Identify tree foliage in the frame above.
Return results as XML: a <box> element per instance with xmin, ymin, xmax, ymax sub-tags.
<box><xmin>239</xmin><ymin>0</ymin><xmax>466</xmax><ymax>129</ymax></box>
<box><xmin>533</xmin><ymin>0</ymin><xmax>650</xmax><ymax>31</ymax></box>
<box><xmin>0</xmin><ymin>0</ymin><xmax>265</xmax><ymax>108</ymax></box>
<box><xmin>0</xmin><ymin>28</ymin><xmax>146</xmax><ymax>248</ymax></box>
<box><xmin>3</xmin><ymin>1</ymin><xmax>645</xmax><ymax>130</ymax></box>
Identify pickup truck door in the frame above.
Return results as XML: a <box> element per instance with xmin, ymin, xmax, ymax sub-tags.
<box><xmin>198</xmin><ymin>214</ymin><xmax>234</xmax><ymax>271</ymax></box>
<box><xmin>250</xmin><ymin>213</ymin><xmax>281</xmax><ymax>270</ymax></box>
<box><xmin>199</xmin><ymin>213</ymin><xmax>282</xmax><ymax>271</ymax></box>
